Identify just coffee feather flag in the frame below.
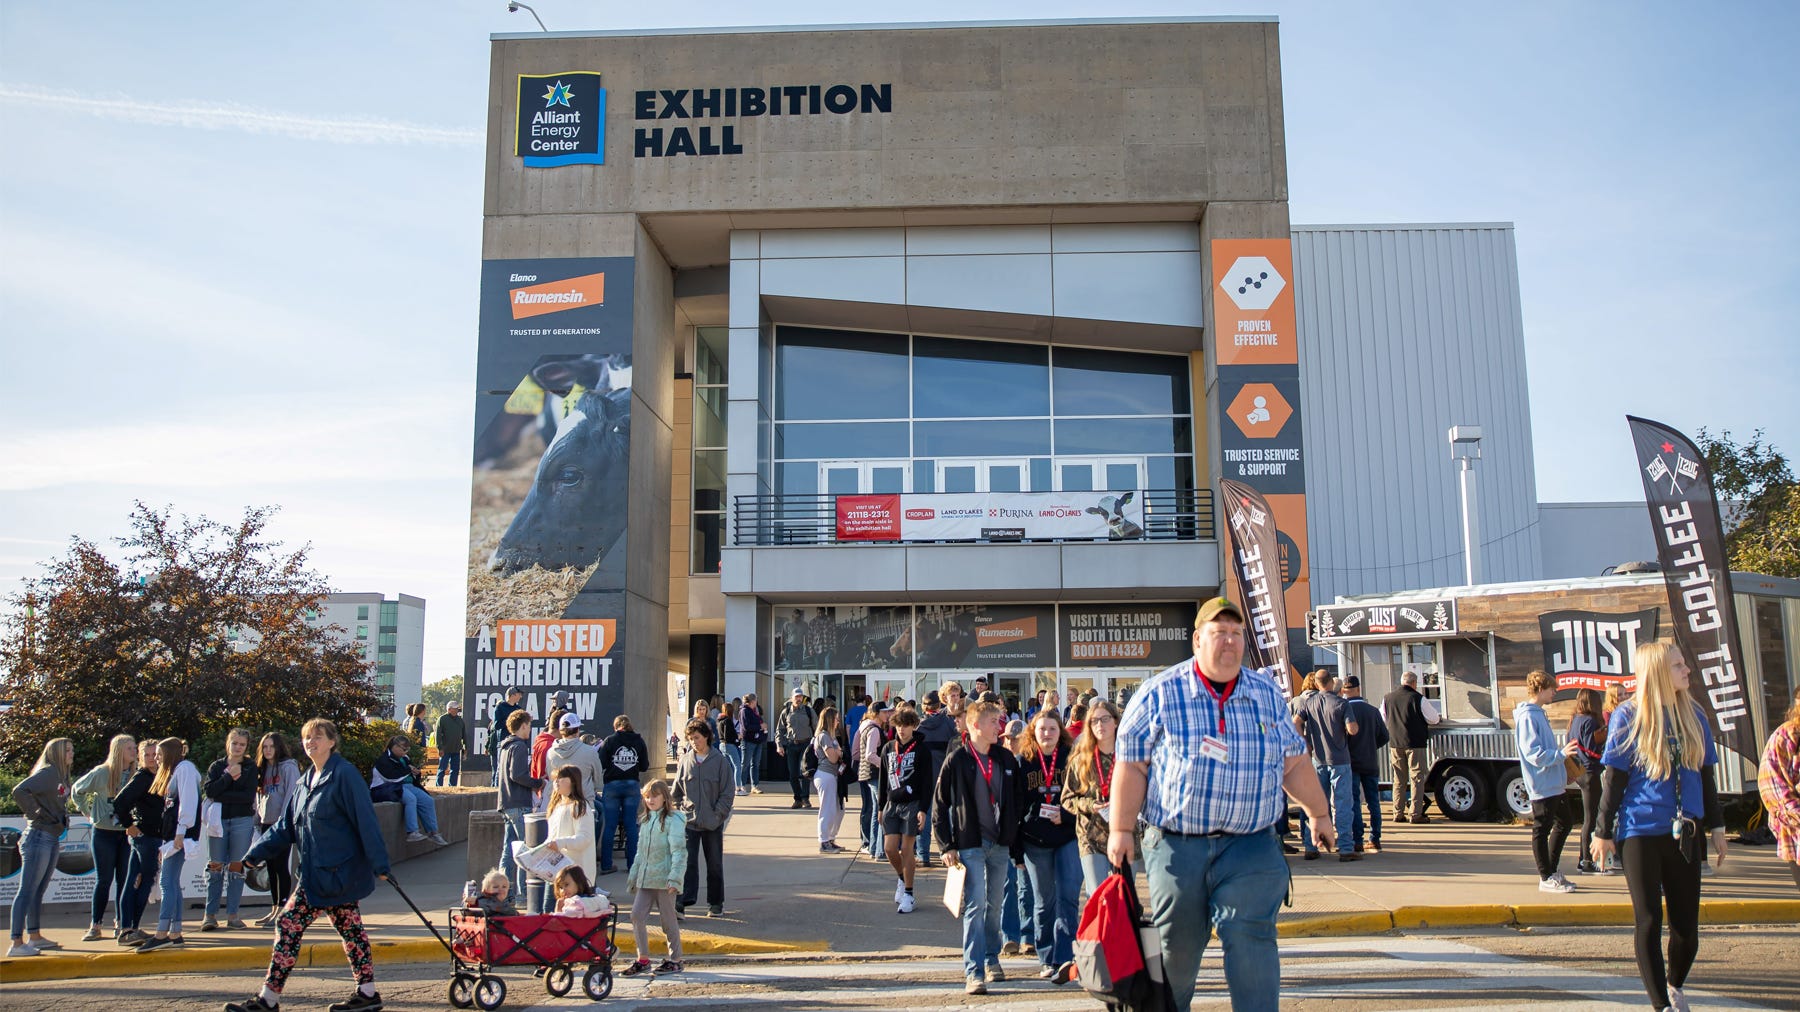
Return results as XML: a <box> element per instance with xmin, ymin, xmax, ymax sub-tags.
<box><xmin>1220</xmin><ymin>479</ymin><xmax>1293</xmax><ymax>696</ymax></box>
<box><xmin>1626</xmin><ymin>415</ymin><xmax>1756</xmax><ymax>758</ymax></box>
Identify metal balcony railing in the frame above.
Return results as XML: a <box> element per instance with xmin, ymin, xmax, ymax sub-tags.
<box><xmin>731</xmin><ymin>489</ymin><xmax>1213</xmax><ymax>546</ymax></box>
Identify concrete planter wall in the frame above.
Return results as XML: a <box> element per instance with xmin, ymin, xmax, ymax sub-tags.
<box><xmin>372</xmin><ymin>788</ymin><xmax>496</xmax><ymax>864</ymax></box>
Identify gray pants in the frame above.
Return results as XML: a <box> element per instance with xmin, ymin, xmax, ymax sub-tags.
<box><xmin>631</xmin><ymin>887</ymin><xmax>681</xmax><ymax>961</ymax></box>
<box><xmin>1391</xmin><ymin>746</ymin><xmax>1430</xmax><ymax>818</ymax></box>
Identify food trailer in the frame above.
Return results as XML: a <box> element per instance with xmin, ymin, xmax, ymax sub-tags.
<box><xmin>1307</xmin><ymin>571</ymin><xmax>1799</xmax><ymax>820</ymax></box>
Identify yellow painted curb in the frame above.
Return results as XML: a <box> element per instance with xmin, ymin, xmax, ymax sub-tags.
<box><xmin>1390</xmin><ymin>904</ymin><xmax>1512</xmax><ymax>930</ymax></box>
<box><xmin>1696</xmin><ymin>899</ymin><xmax>1800</xmax><ymax>924</ymax></box>
<box><xmin>0</xmin><ymin>930</ymin><xmax>827</xmax><ymax>984</ymax></box>
<box><xmin>1278</xmin><ymin>911</ymin><xmax>1394</xmax><ymax>937</ymax></box>
<box><xmin>1510</xmin><ymin>902</ymin><xmax>1635</xmax><ymax>926</ymax></box>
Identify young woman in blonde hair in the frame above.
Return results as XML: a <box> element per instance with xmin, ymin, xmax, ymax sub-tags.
<box><xmin>1758</xmin><ymin>686</ymin><xmax>1800</xmax><ymax>893</ymax></box>
<box><xmin>73</xmin><ymin>735</ymin><xmax>138</xmax><ymax>940</ymax></box>
<box><xmin>1063</xmin><ymin>698</ymin><xmax>1124</xmax><ymax>896</ymax></box>
<box><xmin>139</xmin><ymin>737</ymin><xmax>201</xmax><ymax>952</ymax></box>
<box><xmin>1592</xmin><ymin>642</ymin><xmax>1726</xmax><ymax>1012</ymax></box>
<box><xmin>8</xmin><ymin>738</ymin><xmax>74</xmax><ymax>956</ymax></box>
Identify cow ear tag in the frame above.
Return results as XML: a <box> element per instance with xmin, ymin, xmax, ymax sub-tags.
<box><xmin>560</xmin><ymin>383</ymin><xmax>588</xmax><ymax>419</ymax></box>
<box><xmin>504</xmin><ymin>375</ymin><xmax>546</xmax><ymax>415</ymax></box>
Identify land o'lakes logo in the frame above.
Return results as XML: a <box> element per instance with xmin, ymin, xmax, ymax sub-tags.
<box><xmin>516</xmin><ymin>71</ymin><xmax>606</xmax><ymax>167</ymax></box>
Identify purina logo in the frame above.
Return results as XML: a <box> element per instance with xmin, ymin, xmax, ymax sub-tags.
<box><xmin>516</xmin><ymin>72</ymin><xmax>606</xmax><ymax>167</ymax></box>
<box><xmin>1220</xmin><ymin>255</ymin><xmax>1287</xmax><ymax>312</ymax></box>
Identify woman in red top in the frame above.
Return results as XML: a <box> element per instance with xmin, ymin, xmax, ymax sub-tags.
<box><xmin>1062</xmin><ymin>699</ymin><xmax>1123</xmax><ymax>898</ymax></box>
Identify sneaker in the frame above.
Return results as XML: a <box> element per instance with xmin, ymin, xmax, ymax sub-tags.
<box><xmin>227</xmin><ymin>918</ymin><xmax>248</xmax><ymax>930</ymax></box>
<box><xmin>654</xmin><ymin>958</ymin><xmax>682</xmax><ymax>974</ymax></box>
<box><xmin>708</xmin><ymin>904</ymin><xmax>723</xmax><ymax>917</ymax></box>
<box><xmin>790</xmin><ymin>801</ymin><xmax>804</xmax><ymax>809</ymax></box>
<box><xmin>986</xmin><ymin>964</ymin><xmax>1006</xmax><ymax>983</ymax></box>
<box><xmin>138</xmin><ymin>936</ymin><xmax>177</xmax><ymax>952</ymax></box>
<box><xmin>32</xmin><ymin>937</ymin><xmax>61</xmax><ymax>950</ymax></box>
<box><xmin>429</xmin><ymin>833</ymin><xmax>450</xmax><ymax>846</ymax></box>
<box><xmin>1053</xmin><ymin>961</ymin><xmax>1075</xmax><ymax>985</ymax></box>
<box><xmin>405</xmin><ymin>831</ymin><xmax>428</xmax><ymax>842</ymax></box>
<box><xmin>1020</xmin><ymin>944</ymin><xmax>1037</xmax><ymax>957</ymax></box>
<box><xmin>1368</xmin><ymin>842</ymin><xmax>1383</xmax><ymax>854</ymax></box>
<box><xmin>118</xmin><ymin>930</ymin><xmax>148</xmax><ymax>946</ymax></box>
<box><xmin>327</xmin><ymin>992</ymin><xmax>384</xmax><ymax>1012</ymax></box>
<box><xmin>1411</xmin><ymin>814</ymin><xmax>1433</xmax><ymax>824</ymax></box>
<box><xmin>1538</xmin><ymin>876</ymin><xmax>1576</xmax><ymax>894</ymax></box>
<box><xmin>1338</xmin><ymin>852</ymin><xmax>1363</xmax><ymax>863</ymax></box>
<box><xmin>1002</xmin><ymin>941</ymin><xmax>1021</xmax><ymax>956</ymax></box>
<box><xmin>621</xmin><ymin>959</ymin><xmax>652</xmax><ymax>977</ymax></box>
<box><xmin>83</xmin><ymin>926</ymin><xmax>105</xmax><ymax>941</ymax></box>
<box><xmin>750</xmin><ymin>786</ymin><xmax>765</xmax><ymax>794</ymax></box>
<box><xmin>1577</xmin><ymin>859</ymin><xmax>1598</xmax><ymax>875</ymax></box>
<box><xmin>1303</xmin><ymin>851</ymin><xmax>1320</xmax><ymax>860</ymax></box>
<box><xmin>1282</xmin><ymin>842</ymin><xmax>1300</xmax><ymax>854</ymax></box>
<box><xmin>1668</xmin><ymin>985</ymin><xmax>1691</xmax><ymax>1012</ymax></box>
<box><xmin>1353</xmin><ymin>842</ymin><xmax>1365</xmax><ymax>853</ymax></box>
<box><xmin>7</xmin><ymin>941</ymin><xmax>40</xmax><ymax>957</ymax></box>
<box><xmin>1392</xmin><ymin>813</ymin><xmax>1409</xmax><ymax>824</ymax></box>
<box><xmin>1038</xmin><ymin>964</ymin><xmax>1058</xmax><ymax>979</ymax></box>
<box><xmin>1553</xmin><ymin>872</ymin><xmax>1576</xmax><ymax>888</ymax></box>
<box><xmin>223</xmin><ymin>998</ymin><xmax>280</xmax><ymax>1012</ymax></box>
<box><xmin>200</xmin><ymin>917</ymin><xmax>220</xmax><ymax>932</ymax></box>
<box><xmin>895</xmin><ymin>880</ymin><xmax>907</xmax><ymax>904</ymax></box>
<box><xmin>897</xmin><ymin>892</ymin><xmax>915</xmax><ymax>914</ymax></box>
<box><xmin>965</xmin><ymin>978</ymin><xmax>988</xmax><ymax>996</ymax></box>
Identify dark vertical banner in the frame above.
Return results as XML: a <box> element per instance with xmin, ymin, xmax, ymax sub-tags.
<box><xmin>464</xmin><ymin>258</ymin><xmax>636</xmax><ymax>759</ymax></box>
<box><xmin>1626</xmin><ymin>415</ymin><xmax>1755</xmax><ymax>757</ymax></box>
<box><xmin>1220</xmin><ymin>479</ymin><xmax>1294</xmax><ymax>696</ymax></box>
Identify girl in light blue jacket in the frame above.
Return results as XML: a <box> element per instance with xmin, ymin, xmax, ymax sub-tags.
<box><xmin>622</xmin><ymin>779</ymin><xmax>686</xmax><ymax>976</ymax></box>
<box><xmin>1514</xmin><ymin>670</ymin><xmax>1583</xmax><ymax>893</ymax></box>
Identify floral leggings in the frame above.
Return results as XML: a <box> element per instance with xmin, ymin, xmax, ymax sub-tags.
<box><xmin>265</xmin><ymin>889</ymin><xmax>374</xmax><ymax>993</ymax></box>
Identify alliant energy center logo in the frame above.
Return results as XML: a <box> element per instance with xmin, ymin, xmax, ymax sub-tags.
<box><xmin>510</xmin><ymin>272</ymin><xmax>605</xmax><ymax>320</ymax></box>
<box><xmin>516</xmin><ymin>72</ymin><xmax>606</xmax><ymax>167</ymax></box>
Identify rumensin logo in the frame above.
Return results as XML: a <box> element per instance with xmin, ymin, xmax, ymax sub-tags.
<box><xmin>516</xmin><ymin>72</ymin><xmax>606</xmax><ymax>167</ymax></box>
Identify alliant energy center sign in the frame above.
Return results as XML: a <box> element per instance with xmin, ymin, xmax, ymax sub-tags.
<box><xmin>633</xmin><ymin>83</ymin><xmax>893</xmax><ymax>158</ymax></box>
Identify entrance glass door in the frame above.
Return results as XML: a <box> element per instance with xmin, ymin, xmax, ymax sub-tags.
<box><xmin>1056</xmin><ymin>457</ymin><xmax>1145</xmax><ymax>493</ymax></box>
<box><xmin>820</xmin><ymin>460</ymin><xmax>909</xmax><ymax>495</ymax></box>
<box><xmin>937</xmin><ymin>458</ymin><xmax>1030</xmax><ymax>493</ymax></box>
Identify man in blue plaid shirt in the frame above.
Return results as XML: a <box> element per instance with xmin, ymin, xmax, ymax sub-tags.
<box><xmin>1108</xmin><ymin>597</ymin><xmax>1334</xmax><ymax>1010</ymax></box>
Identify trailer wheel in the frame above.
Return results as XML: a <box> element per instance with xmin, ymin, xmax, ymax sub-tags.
<box><xmin>1495</xmin><ymin>768</ymin><xmax>1533</xmax><ymax>819</ymax></box>
<box><xmin>1437</xmin><ymin>764</ymin><xmax>1489</xmax><ymax>821</ymax></box>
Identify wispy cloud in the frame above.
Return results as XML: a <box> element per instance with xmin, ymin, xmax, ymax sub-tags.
<box><xmin>0</xmin><ymin>84</ymin><xmax>482</xmax><ymax>146</ymax></box>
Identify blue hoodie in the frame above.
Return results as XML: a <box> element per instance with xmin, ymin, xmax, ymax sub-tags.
<box><xmin>1513</xmin><ymin>700</ymin><xmax>1568</xmax><ymax>801</ymax></box>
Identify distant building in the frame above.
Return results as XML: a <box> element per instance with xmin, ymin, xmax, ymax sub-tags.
<box><xmin>305</xmin><ymin>593</ymin><xmax>425</xmax><ymax>719</ymax></box>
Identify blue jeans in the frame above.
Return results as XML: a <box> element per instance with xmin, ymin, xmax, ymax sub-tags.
<box><xmin>436</xmin><ymin>751</ymin><xmax>462</xmax><ymax>786</ymax></box>
<box><xmin>720</xmin><ymin>743</ymin><xmax>744</xmax><ymax>788</ymax></box>
<box><xmin>206</xmin><ymin>816</ymin><xmax>255</xmax><ymax>918</ymax></box>
<box><xmin>740</xmin><ymin>742</ymin><xmax>764</xmax><ymax>789</ymax></box>
<box><xmin>858</xmin><ymin>780</ymin><xmax>882</xmax><ymax>853</ymax></box>
<box><xmin>1142</xmin><ymin>826</ymin><xmax>1286</xmax><ymax>1011</ymax></box>
<box><xmin>1001</xmin><ymin>862</ymin><xmax>1024</xmax><ymax>945</ymax></box>
<box><xmin>500</xmin><ymin>807</ymin><xmax>529</xmax><ymax>900</ymax></box>
<box><xmin>1350</xmin><ymin>770</ymin><xmax>1383</xmax><ymax>847</ymax></box>
<box><xmin>955</xmin><ymin>841</ymin><xmax>1012</xmax><ymax>981</ymax></box>
<box><xmin>91</xmin><ymin>828</ymin><xmax>130</xmax><ymax>927</ymax></box>
<box><xmin>400</xmin><ymin>784</ymin><xmax>439</xmax><ymax>834</ymax></box>
<box><xmin>915</xmin><ymin>807</ymin><xmax>933</xmax><ymax>866</ymax></box>
<box><xmin>600</xmin><ymin>781</ymin><xmax>640</xmax><ymax>874</ymax></box>
<box><xmin>122</xmin><ymin>834</ymin><xmax>161</xmax><ymax>931</ymax></box>
<box><xmin>1079</xmin><ymin>850</ymin><xmax>1111</xmax><ymax>898</ymax></box>
<box><xmin>8</xmin><ymin>827</ymin><xmax>60</xmax><ymax>938</ymax></box>
<box><xmin>157</xmin><ymin>847</ymin><xmax>187</xmax><ymax>934</ymax></box>
<box><xmin>1022</xmin><ymin>839</ymin><xmax>1080</xmax><ymax>968</ymax></box>
<box><xmin>1298</xmin><ymin>763</ymin><xmax>1356</xmax><ymax>854</ymax></box>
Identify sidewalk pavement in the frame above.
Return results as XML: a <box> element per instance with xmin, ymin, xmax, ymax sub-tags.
<box><xmin>5</xmin><ymin>787</ymin><xmax>1797</xmax><ymax>983</ymax></box>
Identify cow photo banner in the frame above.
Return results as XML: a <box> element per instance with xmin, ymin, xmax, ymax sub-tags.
<box><xmin>1220</xmin><ymin>479</ymin><xmax>1294</xmax><ymax>694</ymax></box>
<box><xmin>835</xmin><ymin>491</ymin><xmax>1144</xmax><ymax>542</ymax></box>
<box><xmin>1627</xmin><ymin>415</ymin><xmax>1755</xmax><ymax>757</ymax></box>
<box><xmin>464</xmin><ymin>257</ymin><xmax>636</xmax><ymax>752</ymax></box>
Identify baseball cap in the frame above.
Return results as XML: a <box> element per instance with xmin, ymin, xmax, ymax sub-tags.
<box><xmin>1195</xmin><ymin>596</ymin><xmax>1244</xmax><ymax>627</ymax></box>
<box><xmin>447</xmin><ymin>700</ymin><xmax>461</xmax><ymax>710</ymax></box>
<box><xmin>558</xmin><ymin>713</ymin><xmax>583</xmax><ymax>730</ymax></box>
<box><xmin>551</xmin><ymin>690</ymin><xmax>573</xmax><ymax>707</ymax></box>
<box><xmin>923</xmin><ymin>690</ymin><xmax>942</xmax><ymax>709</ymax></box>
<box><xmin>869</xmin><ymin>700</ymin><xmax>891</xmax><ymax>714</ymax></box>
<box><xmin>791</xmin><ymin>687</ymin><xmax>806</xmax><ymax>698</ymax></box>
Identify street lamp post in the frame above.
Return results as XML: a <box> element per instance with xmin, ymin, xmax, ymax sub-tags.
<box><xmin>1449</xmin><ymin>425</ymin><xmax>1484</xmax><ymax>585</ymax></box>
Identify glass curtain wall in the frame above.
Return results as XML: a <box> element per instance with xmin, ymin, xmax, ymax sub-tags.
<box><xmin>693</xmin><ymin>327</ymin><xmax>728</xmax><ymax>573</ymax></box>
<box><xmin>772</xmin><ymin>326</ymin><xmax>1194</xmax><ymax>499</ymax></box>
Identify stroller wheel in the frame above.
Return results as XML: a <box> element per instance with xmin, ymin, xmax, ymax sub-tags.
<box><xmin>448</xmin><ymin>972</ymin><xmax>476</xmax><ymax>1008</ymax></box>
<box><xmin>583</xmin><ymin>963</ymin><xmax>614</xmax><ymax>1001</ymax></box>
<box><xmin>545</xmin><ymin>963</ymin><xmax>574</xmax><ymax>998</ymax></box>
<box><xmin>474</xmin><ymin>974</ymin><xmax>507</xmax><ymax>1011</ymax></box>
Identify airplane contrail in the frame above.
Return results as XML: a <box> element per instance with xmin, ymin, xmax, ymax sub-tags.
<box><xmin>0</xmin><ymin>84</ymin><xmax>483</xmax><ymax>146</ymax></box>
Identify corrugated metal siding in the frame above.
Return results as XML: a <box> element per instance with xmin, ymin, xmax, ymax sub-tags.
<box><xmin>1293</xmin><ymin>225</ymin><xmax>1541</xmax><ymax>612</ymax></box>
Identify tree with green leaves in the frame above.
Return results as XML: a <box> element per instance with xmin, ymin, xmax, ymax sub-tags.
<box><xmin>0</xmin><ymin>503</ymin><xmax>382</xmax><ymax>770</ymax></box>
<box><xmin>1697</xmin><ymin>428</ymin><xmax>1799</xmax><ymax>578</ymax></box>
<box><xmin>421</xmin><ymin>675</ymin><xmax>463</xmax><ymax>715</ymax></box>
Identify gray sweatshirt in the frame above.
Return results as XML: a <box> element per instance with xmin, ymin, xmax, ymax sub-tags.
<box><xmin>496</xmin><ymin>735</ymin><xmax>535</xmax><ymax>811</ymax></box>
<box><xmin>13</xmin><ymin>766</ymin><xmax>71</xmax><ymax>834</ymax></box>
<box><xmin>545</xmin><ymin>735</ymin><xmax>606</xmax><ymax>801</ymax></box>
<box><xmin>672</xmin><ymin>747</ymin><xmax>736</xmax><ymax>831</ymax></box>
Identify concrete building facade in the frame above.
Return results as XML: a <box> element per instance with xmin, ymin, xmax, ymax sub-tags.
<box><xmin>306</xmin><ymin>592</ymin><xmax>425</xmax><ymax>719</ymax></box>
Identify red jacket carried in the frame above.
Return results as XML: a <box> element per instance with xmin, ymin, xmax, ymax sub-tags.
<box><xmin>1074</xmin><ymin>863</ymin><xmax>1176</xmax><ymax>1011</ymax></box>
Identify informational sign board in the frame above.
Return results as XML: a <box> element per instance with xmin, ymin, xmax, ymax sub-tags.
<box><xmin>836</xmin><ymin>491</ymin><xmax>1143</xmax><ymax>543</ymax></box>
<box><xmin>1059</xmin><ymin>604</ymin><xmax>1198</xmax><ymax>668</ymax></box>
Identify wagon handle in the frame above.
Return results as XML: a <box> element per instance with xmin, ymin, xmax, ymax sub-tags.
<box><xmin>384</xmin><ymin>873</ymin><xmax>457</xmax><ymax>957</ymax></box>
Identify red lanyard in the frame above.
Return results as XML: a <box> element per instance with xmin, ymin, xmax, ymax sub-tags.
<box><xmin>1096</xmin><ymin>749</ymin><xmax>1113</xmax><ymax>803</ymax></box>
<box><xmin>1199</xmin><ymin>672</ymin><xmax>1236</xmax><ymax>737</ymax></box>
<box><xmin>966</xmin><ymin>737</ymin><xmax>996</xmax><ymax>794</ymax></box>
<box><xmin>1038</xmin><ymin>748</ymin><xmax>1058</xmax><ymax>789</ymax></box>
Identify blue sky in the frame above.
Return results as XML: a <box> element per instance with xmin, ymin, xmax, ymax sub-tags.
<box><xmin>2</xmin><ymin>2</ymin><xmax>1796</xmax><ymax>684</ymax></box>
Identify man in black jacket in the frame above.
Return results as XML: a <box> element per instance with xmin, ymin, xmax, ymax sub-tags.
<box><xmin>914</xmin><ymin>690</ymin><xmax>956</xmax><ymax>866</ymax></box>
<box><xmin>1382</xmin><ymin>671</ymin><xmax>1435</xmax><ymax>823</ymax></box>
<box><xmin>598</xmin><ymin>714</ymin><xmax>650</xmax><ymax>875</ymax></box>
<box><xmin>934</xmin><ymin>698</ymin><xmax>1024</xmax><ymax>996</ymax></box>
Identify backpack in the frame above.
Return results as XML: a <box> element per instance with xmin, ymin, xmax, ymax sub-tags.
<box><xmin>1074</xmin><ymin>862</ymin><xmax>1176</xmax><ymax>1012</ymax></box>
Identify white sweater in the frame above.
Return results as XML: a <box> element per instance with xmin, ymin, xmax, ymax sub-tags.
<box><xmin>547</xmin><ymin>799</ymin><xmax>596</xmax><ymax>884</ymax></box>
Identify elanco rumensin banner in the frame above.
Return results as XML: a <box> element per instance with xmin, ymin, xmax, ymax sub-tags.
<box><xmin>1220</xmin><ymin>479</ymin><xmax>1293</xmax><ymax>696</ymax></box>
<box><xmin>1626</xmin><ymin>415</ymin><xmax>1755</xmax><ymax>757</ymax></box>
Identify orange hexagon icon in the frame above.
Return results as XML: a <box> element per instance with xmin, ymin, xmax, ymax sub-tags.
<box><xmin>1227</xmin><ymin>383</ymin><xmax>1292</xmax><ymax>438</ymax></box>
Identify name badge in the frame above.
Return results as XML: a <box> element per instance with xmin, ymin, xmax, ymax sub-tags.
<box><xmin>1039</xmin><ymin>803</ymin><xmax>1061</xmax><ymax>820</ymax></box>
<box><xmin>1199</xmin><ymin>735</ymin><xmax>1229</xmax><ymax>763</ymax></box>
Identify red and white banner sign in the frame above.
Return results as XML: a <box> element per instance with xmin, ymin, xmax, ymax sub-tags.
<box><xmin>836</xmin><ymin>491</ymin><xmax>1144</xmax><ymax>542</ymax></box>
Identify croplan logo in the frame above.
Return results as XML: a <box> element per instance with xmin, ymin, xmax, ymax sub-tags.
<box><xmin>516</xmin><ymin>71</ymin><xmax>606</xmax><ymax>167</ymax></box>
<box><xmin>1220</xmin><ymin>255</ymin><xmax>1286</xmax><ymax>312</ymax></box>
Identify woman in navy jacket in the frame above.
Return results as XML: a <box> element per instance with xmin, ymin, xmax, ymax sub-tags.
<box><xmin>225</xmin><ymin>718</ymin><xmax>392</xmax><ymax>1012</ymax></box>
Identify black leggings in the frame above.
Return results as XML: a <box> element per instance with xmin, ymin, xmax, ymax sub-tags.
<box><xmin>1576</xmin><ymin>770</ymin><xmax>1602</xmax><ymax>862</ymax></box>
<box><xmin>263</xmin><ymin>840</ymin><xmax>295</xmax><ymax>911</ymax></box>
<box><xmin>1621</xmin><ymin>834</ymin><xmax>1702</xmax><ymax>1009</ymax></box>
<box><xmin>1530</xmin><ymin>794</ymin><xmax>1575</xmax><ymax>878</ymax></box>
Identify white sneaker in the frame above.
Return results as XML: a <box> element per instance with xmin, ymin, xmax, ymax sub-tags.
<box><xmin>429</xmin><ymin>833</ymin><xmax>450</xmax><ymax>846</ymax></box>
<box><xmin>405</xmin><ymin>831</ymin><xmax>427</xmax><ymax>842</ymax></box>
<box><xmin>1554</xmin><ymin>872</ymin><xmax>1577</xmax><ymax>890</ymax></box>
<box><xmin>1667</xmin><ymin>985</ymin><xmax>1691</xmax><ymax>1012</ymax></box>
<box><xmin>1538</xmin><ymin>875</ymin><xmax>1576</xmax><ymax>893</ymax></box>
<box><xmin>894</xmin><ymin>879</ymin><xmax>906</xmax><ymax>904</ymax></box>
<box><xmin>897</xmin><ymin>892</ymin><xmax>915</xmax><ymax>914</ymax></box>
<box><xmin>8</xmin><ymin>941</ymin><xmax>40</xmax><ymax>957</ymax></box>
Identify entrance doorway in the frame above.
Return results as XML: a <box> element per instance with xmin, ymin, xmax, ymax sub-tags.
<box><xmin>937</xmin><ymin>458</ymin><xmax>1031</xmax><ymax>493</ymax></box>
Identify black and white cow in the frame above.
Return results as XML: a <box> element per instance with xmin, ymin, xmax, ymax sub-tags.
<box><xmin>487</xmin><ymin>361</ymin><xmax>633</xmax><ymax>574</ymax></box>
<box><xmin>474</xmin><ymin>354</ymin><xmax>633</xmax><ymax>470</ymax></box>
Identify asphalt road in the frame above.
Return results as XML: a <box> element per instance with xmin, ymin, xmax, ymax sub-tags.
<box><xmin>4</xmin><ymin>926</ymin><xmax>1797</xmax><ymax>1011</ymax></box>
